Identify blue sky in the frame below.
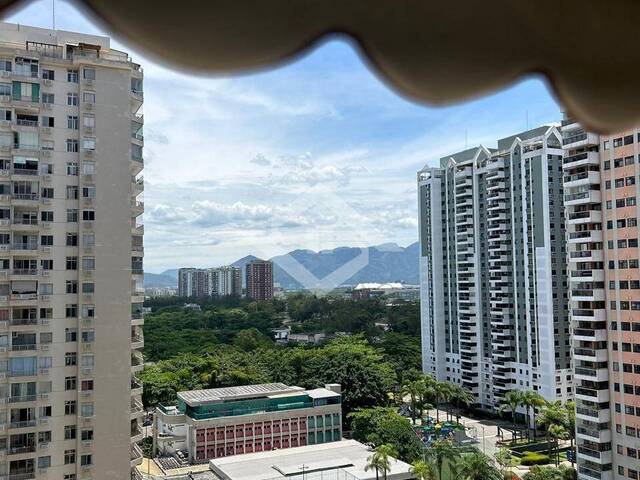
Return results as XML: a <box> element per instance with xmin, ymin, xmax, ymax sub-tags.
<box><xmin>5</xmin><ymin>1</ymin><xmax>562</xmax><ymax>272</ymax></box>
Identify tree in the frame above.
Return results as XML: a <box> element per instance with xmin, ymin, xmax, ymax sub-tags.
<box><xmin>365</xmin><ymin>444</ymin><xmax>398</xmax><ymax>480</ymax></box>
<box><xmin>456</xmin><ymin>450</ymin><xmax>502</xmax><ymax>480</ymax></box>
<box><xmin>402</xmin><ymin>379</ymin><xmax>425</xmax><ymax>425</ymax></box>
<box><xmin>563</xmin><ymin>401</ymin><xmax>576</xmax><ymax>467</ymax></box>
<box><xmin>449</xmin><ymin>384</ymin><xmax>475</xmax><ymax>423</ymax></box>
<box><xmin>349</xmin><ymin>407</ymin><xmax>423</xmax><ymax>462</ymax></box>
<box><xmin>411</xmin><ymin>460</ymin><xmax>437</xmax><ymax>480</ymax></box>
<box><xmin>523</xmin><ymin>466</ymin><xmax>576</xmax><ymax>480</ymax></box>
<box><xmin>500</xmin><ymin>390</ymin><xmax>523</xmax><ymax>427</ymax></box>
<box><xmin>433</xmin><ymin>380</ymin><xmax>452</xmax><ymax>423</ymax></box>
<box><xmin>521</xmin><ymin>391</ymin><xmax>545</xmax><ymax>441</ymax></box>
<box><xmin>494</xmin><ymin>447</ymin><xmax>514</xmax><ymax>480</ymax></box>
<box><xmin>426</xmin><ymin>439</ymin><xmax>460</xmax><ymax>480</ymax></box>
<box><xmin>548</xmin><ymin>423</ymin><xmax>569</xmax><ymax>466</ymax></box>
<box><xmin>536</xmin><ymin>401</ymin><xmax>566</xmax><ymax>459</ymax></box>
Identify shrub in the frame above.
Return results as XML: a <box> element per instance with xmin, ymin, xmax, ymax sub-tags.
<box><xmin>520</xmin><ymin>451</ymin><xmax>551</xmax><ymax>466</ymax></box>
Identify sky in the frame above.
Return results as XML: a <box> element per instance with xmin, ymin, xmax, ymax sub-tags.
<box><xmin>4</xmin><ymin>1</ymin><xmax>563</xmax><ymax>273</ymax></box>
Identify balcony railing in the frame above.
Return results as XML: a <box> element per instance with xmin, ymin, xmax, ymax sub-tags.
<box><xmin>12</xmin><ymin>193</ymin><xmax>38</xmax><ymax>200</ymax></box>
<box><xmin>563</xmin><ymin>132</ymin><xmax>587</xmax><ymax>145</ymax></box>
<box><xmin>11</xmin><ymin>344</ymin><xmax>36</xmax><ymax>351</ymax></box>
<box><xmin>9</xmin><ymin>318</ymin><xmax>38</xmax><ymax>326</ymax></box>
<box><xmin>8</xmin><ymin>445</ymin><xmax>36</xmax><ymax>454</ymax></box>
<box><xmin>8</xmin><ymin>394</ymin><xmax>37</xmax><ymax>403</ymax></box>
<box><xmin>15</xmin><ymin>119</ymin><xmax>38</xmax><ymax>127</ymax></box>
<box><xmin>12</xmin><ymin>244</ymin><xmax>38</xmax><ymax>251</ymax></box>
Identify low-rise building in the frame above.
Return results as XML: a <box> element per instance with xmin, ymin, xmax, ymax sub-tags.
<box><xmin>153</xmin><ymin>383</ymin><xmax>343</xmax><ymax>465</ymax></box>
<box><xmin>351</xmin><ymin>283</ymin><xmax>420</xmax><ymax>301</ymax></box>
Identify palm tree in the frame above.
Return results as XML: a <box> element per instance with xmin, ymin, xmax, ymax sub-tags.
<box><xmin>548</xmin><ymin>423</ymin><xmax>569</xmax><ymax>466</ymax></box>
<box><xmin>500</xmin><ymin>390</ymin><xmax>523</xmax><ymax>427</ymax></box>
<box><xmin>410</xmin><ymin>460</ymin><xmax>437</xmax><ymax>480</ymax></box>
<box><xmin>494</xmin><ymin>447</ymin><xmax>514</xmax><ymax>480</ymax></box>
<box><xmin>402</xmin><ymin>379</ymin><xmax>424</xmax><ymax>425</ymax></box>
<box><xmin>521</xmin><ymin>391</ymin><xmax>545</xmax><ymax>441</ymax></box>
<box><xmin>426</xmin><ymin>439</ymin><xmax>460</xmax><ymax>480</ymax></box>
<box><xmin>450</xmin><ymin>384</ymin><xmax>475</xmax><ymax>423</ymax></box>
<box><xmin>522</xmin><ymin>465</ymin><xmax>577</xmax><ymax>480</ymax></box>
<box><xmin>456</xmin><ymin>450</ymin><xmax>502</xmax><ymax>480</ymax></box>
<box><xmin>365</xmin><ymin>444</ymin><xmax>398</xmax><ymax>480</ymax></box>
<box><xmin>432</xmin><ymin>379</ymin><xmax>452</xmax><ymax>423</ymax></box>
<box><xmin>563</xmin><ymin>401</ymin><xmax>576</xmax><ymax>467</ymax></box>
<box><xmin>536</xmin><ymin>401</ymin><xmax>566</xmax><ymax>459</ymax></box>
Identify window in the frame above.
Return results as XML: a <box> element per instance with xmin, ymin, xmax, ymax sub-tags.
<box><xmin>66</xmin><ymin>233</ymin><xmax>78</xmax><ymax>246</ymax></box>
<box><xmin>83</xmin><ymin>68</ymin><xmax>95</xmax><ymax>81</ymax></box>
<box><xmin>67</xmin><ymin>161</ymin><xmax>78</xmax><ymax>175</ymax></box>
<box><xmin>82</xmin><ymin>330</ymin><xmax>95</xmax><ymax>343</ymax></box>
<box><xmin>67</xmin><ymin>115</ymin><xmax>78</xmax><ymax>130</ymax></box>
<box><xmin>40</xmin><ymin>235</ymin><xmax>53</xmax><ymax>246</ymax></box>
<box><xmin>67</xmin><ymin>69</ymin><xmax>78</xmax><ymax>83</ymax></box>
<box><xmin>64</xmin><ymin>400</ymin><xmax>76</xmax><ymax>415</ymax></box>
<box><xmin>82</xmin><ymin>137</ymin><xmax>95</xmax><ymax>151</ymax></box>
<box><xmin>67</xmin><ymin>92</ymin><xmax>78</xmax><ymax>106</ymax></box>
<box><xmin>81</xmin><ymin>429</ymin><xmax>93</xmax><ymax>441</ymax></box>
<box><xmin>83</xmin><ymin>162</ymin><xmax>95</xmax><ymax>175</ymax></box>
<box><xmin>82</xmin><ymin>186</ymin><xmax>95</xmax><ymax>199</ymax></box>
<box><xmin>614</xmin><ymin>137</ymin><xmax>623</xmax><ymax>147</ymax></box>
<box><xmin>66</xmin><ymin>139</ymin><xmax>78</xmax><ymax>152</ymax></box>
<box><xmin>41</xmin><ymin>187</ymin><xmax>53</xmax><ymax>198</ymax></box>
<box><xmin>41</xmin><ymin>69</ymin><xmax>54</xmax><ymax>81</ymax></box>
<box><xmin>82</xmin><ymin>283</ymin><xmax>94</xmax><ymax>294</ymax></box>
<box><xmin>83</xmin><ymin>114</ymin><xmax>95</xmax><ymax>128</ymax></box>
<box><xmin>82</xmin><ymin>257</ymin><xmax>95</xmax><ymax>270</ymax></box>
<box><xmin>66</xmin><ymin>257</ymin><xmax>78</xmax><ymax>270</ymax></box>
<box><xmin>624</xmin><ymin>134</ymin><xmax>634</xmax><ymax>145</ymax></box>
<box><xmin>15</xmin><ymin>57</ymin><xmax>38</xmax><ymax>77</ymax></box>
<box><xmin>66</xmin><ymin>280</ymin><xmax>77</xmax><ymax>294</ymax></box>
<box><xmin>82</xmin><ymin>210</ymin><xmax>95</xmax><ymax>221</ymax></box>
<box><xmin>40</xmin><ymin>405</ymin><xmax>52</xmax><ymax>417</ymax></box>
<box><xmin>66</xmin><ymin>185</ymin><xmax>78</xmax><ymax>199</ymax></box>
<box><xmin>81</xmin><ymin>379</ymin><xmax>94</xmax><ymax>391</ymax></box>
<box><xmin>0</xmin><ymin>60</ymin><xmax>11</xmax><ymax>72</ymax></box>
<box><xmin>41</xmin><ymin>211</ymin><xmax>53</xmax><ymax>222</ymax></box>
<box><xmin>38</xmin><ymin>456</ymin><xmax>51</xmax><ymax>469</ymax></box>
<box><xmin>81</xmin><ymin>403</ymin><xmax>94</xmax><ymax>418</ymax></box>
<box><xmin>64</xmin><ymin>449</ymin><xmax>76</xmax><ymax>464</ymax></box>
<box><xmin>80</xmin><ymin>454</ymin><xmax>93</xmax><ymax>467</ymax></box>
<box><xmin>65</xmin><ymin>304</ymin><xmax>77</xmax><ymax>318</ymax></box>
<box><xmin>65</xmin><ymin>352</ymin><xmax>77</xmax><ymax>366</ymax></box>
<box><xmin>64</xmin><ymin>328</ymin><xmax>78</xmax><ymax>342</ymax></box>
<box><xmin>64</xmin><ymin>425</ymin><xmax>76</xmax><ymax>440</ymax></box>
<box><xmin>64</xmin><ymin>475</ymin><xmax>76</xmax><ymax>480</ymax></box>
<box><xmin>38</xmin><ymin>431</ymin><xmax>51</xmax><ymax>444</ymax></box>
<box><xmin>41</xmin><ymin>92</ymin><xmax>54</xmax><ymax>104</ymax></box>
<box><xmin>65</xmin><ymin>376</ymin><xmax>77</xmax><ymax>391</ymax></box>
<box><xmin>40</xmin><ymin>283</ymin><xmax>53</xmax><ymax>295</ymax></box>
<box><xmin>40</xmin><ymin>332</ymin><xmax>52</xmax><ymax>344</ymax></box>
<box><xmin>83</xmin><ymin>233</ymin><xmax>94</xmax><ymax>247</ymax></box>
<box><xmin>81</xmin><ymin>305</ymin><xmax>94</xmax><ymax>318</ymax></box>
<box><xmin>67</xmin><ymin>209</ymin><xmax>78</xmax><ymax>222</ymax></box>
<box><xmin>83</xmin><ymin>91</ymin><xmax>95</xmax><ymax>104</ymax></box>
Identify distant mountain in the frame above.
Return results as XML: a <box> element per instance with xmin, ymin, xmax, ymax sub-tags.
<box><xmin>144</xmin><ymin>242</ymin><xmax>419</xmax><ymax>290</ymax></box>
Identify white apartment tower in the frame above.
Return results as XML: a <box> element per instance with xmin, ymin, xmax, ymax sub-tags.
<box><xmin>0</xmin><ymin>23</ymin><xmax>144</xmax><ymax>479</ymax></box>
<box><xmin>418</xmin><ymin>126</ymin><xmax>572</xmax><ymax>410</ymax></box>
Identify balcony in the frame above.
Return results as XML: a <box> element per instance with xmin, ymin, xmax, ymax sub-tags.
<box><xmin>562</xmin><ymin>131</ymin><xmax>599</xmax><ymax>148</ymax></box>
<box><xmin>131</xmin><ymin>378</ymin><xmax>143</xmax><ymax>396</ymax></box>
<box><xmin>9</xmin><ymin>318</ymin><xmax>37</xmax><ymax>326</ymax></box>
<box><xmin>6</xmin><ymin>472</ymin><xmax>36</xmax><ymax>480</ymax></box>
<box><xmin>131</xmin><ymin>443</ymin><xmax>143</xmax><ymax>467</ymax></box>
<box><xmin>8</xmin><ymin>444</ymin><xmax>36</xmax><ymax>454</ymax></box>
<box><xmin>563</xmin><ymin>170</ymin><xmax>600</xmax><ymax>188</ymax></box>
<box><xmin>130</xmin><ymin>423</ymin><xmax>144</xmax><ymax>443</ymax></box>
<box><xmin>131</xmin><ymin>335</ymin><xmax>144</xmax><ymax>350</ymax></box>
<box><xmin>563</xmin><ymin>151</ymin><xmax>599</xmax><ymax>168</ymax></box>
<box><xmin>564</xmin><ymin>190</ymin><xmax>601</xmax><ymax>206</ymax></box>
<box><xmin>567</xmin><ymin>210</ymin><xmax>602</xmax><ymax>225</ymax></box>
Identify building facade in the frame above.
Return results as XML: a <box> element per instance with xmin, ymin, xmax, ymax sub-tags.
<box><xmin>418</xmin><ymin>126</ymin><xmax>572</xmax><ymax>411</ymax></box>
<box><xmin>0</xmin><ymin>23</ymin><xmax>144</xmax><ymax>479</ymax></box>
<box><xmin>178</xmin><ymin>267</ymin><xmax>241</xmax><ymax>298</ymax></box>
<box><xmin>153</xmin><ymin>383</ymin><xmax>342</xmax><ymax>465</ymax></box>
<box><xmin>245</xmin><ymin>260</ymin><xmax>273</xmax><ymax>301</ymax></box>
<box><xmin>562</xmin><ymin>120</ymin><xmax>640</xmax><ymax>480</ymax></box>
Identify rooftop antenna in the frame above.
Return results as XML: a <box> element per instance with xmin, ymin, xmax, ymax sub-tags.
<box><xmin>525</xmin><ymin>109</ymin><xmax>529</xmax><ymax>130</ymax></box>
<box><xmin>465</xmin><ymin>128</ymin><xmax>468</xmax><ymax>149</ymax></box>
<box><xmin>52</xmin><ymin>0</ymin><xmax>56</xmax><ymax>30</ymax></box>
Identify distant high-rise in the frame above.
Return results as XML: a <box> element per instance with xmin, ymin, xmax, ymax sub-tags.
<box><xmin>418</xmin><ymin>125</ymin><xmax>572</xmax><ymax>410</ymax></box>
<box><xmin>178</xmin><ymin>266</ymin><xmax>241</xmax><ymax>298</ymax></box>
<box><xmin>245</xmin><ymin>260</ymin><xmax>274</xmax><ymax>301</ymax></box>
<box><xmin>0</xmin><ymin>22</ymin><xmax>144</xmax><ymax>479</ymax></box>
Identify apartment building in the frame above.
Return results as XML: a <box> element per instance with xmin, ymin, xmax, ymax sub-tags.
<box><xmin>152</xmin><ymin>383</ymin><xmax>342</xmax><ymax>465</ymax></box>
<box><xmin>0</xmin><ymin>23</ymin><xmax>144</xmax><ymax>479</ymax></box>
<box><xmin>418</xmin><ymin>126</ymin><xmax>572</xmax><ymax>411</ymax></box>
<box><xmin>245</xmin><ymin>260</ymin><xmax>273</xmax><ymax>301</ymax></box>
<box><xmin>562</xmin><ymin>120</ymin><xmax>640</xmax><ymax>480</ymax></box>
<box><xmin>178</xmin><ymin>266</ymin><xmax>241</xmax><ymax>298</ymax></box>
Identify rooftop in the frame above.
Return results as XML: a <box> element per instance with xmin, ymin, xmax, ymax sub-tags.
<box><xmin>209</xmin><ymin>440</ymin><xmax>412</xmax><ymax>480</ymax></box>
<box><xmin>177</xmin><ymin>383</ymin><xmax>303</xmax><ymax>407</ymax></box>
<box><xmin>353</xmin><ymin>283</ymin><xmax>418</xmax><ymax>290</ymax></box>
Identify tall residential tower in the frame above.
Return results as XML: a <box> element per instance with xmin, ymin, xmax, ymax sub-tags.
<box><xmin>0</xmin><ymin>23</ymin><xmax>144</xmax><ymax>479</ymax></box>
<box><xmin>418</xmin><ymin>126</ymin><xmax>572</xmax><ymax>410</ymax></box>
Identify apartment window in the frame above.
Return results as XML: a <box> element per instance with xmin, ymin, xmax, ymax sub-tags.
<box><xmin>40</xmin><ymin>211</ymin><xmax>52</xmax><ymax>222</ymax></box>
<box><xmin>81</xmin><ymin>379</ymin><xmax>94</xmax><ymax>391</ymax></box>
<box><xmin>65</xmin><ymin>376</ymin><xmax>77</xmax><ymax>391</ymax></box>
<box><xmin>38</xmin><ymin>431</ymin><xmax>51</xmax><ymax>444</ymax></box>
<box><xmin>41</xmin><ymin>115</ymin><xmax>54</xmax><ymax>127</ymax></box>
<box><xmin>64</xmin><ymin>425</ymin><xmax>76</xmax><ymax>440</ymax></box>
<box><xmin>41</xmin><ymin>187</ymin><xmax>53</xmax><ymax>198</ymax></box>
<box><xmin>41</xmin><ymin>139</ymin><xmax>54</xmax><ymax>152</ymax></box>
<box><xmin>64</xmin><ymin>449</ymin><xmax>76</xmax><ymax>465</ymax></box>
<box><xmin>38</xmin><ymin>456</ymin><xmax>51</xmax><ymax>469</ymax></box>
<box><xmin>40</xmin><ymin>405</ymin><xmax>52</xmax><ymax>417</ymax></box>
<box><xmin>83</xmin><ymin>68</ymin><xmax>95</xmax><ymax>81</ymax></box>
<box><xmin>66</xmin><ymin>257</ymin><xmax>77</xmax><ymax>270</ymax></box>
<box><xmin>83</xmin><ymin>233</ymin><xmax>94</xmax><ymax>247</ymax></box>
<box><xmin>625</xmin><ymin>155</ymin><xmax>635</xmax><ymax>165</ymax></box>
<box><xmin>40</xmin><ymin>283</ymin><xmax>53</xmax><ymax>295</ymax></box>
<box><xmin>41</xmin><ymin>92</ymin><xmax>54</xmax><ymax>104</ymax></box>
<box><xmin>82</xmin><ymin>330</ymin><xmax>95</xmax><ymax>343</ymax></box>
<box><xmin>40</xmin><ymin>235</ymin><xmax>53</xmax><ymax>246</ymax></box>
<box><xmin>614</xmin><ymin>137</ymin><xmax>623</xmax><ymax>147</ymax></box>
<box><xmin>64</xmin><ymin>475</ymin><xmax>76</xmax><ymax>480</ymax></box>
<box><xmin>67</xmin><ymin>209</ymin><xmax>78</xmax><ymax>222</ymax></box>
<box><xmin>81</xmin><ymin>403</ymin><xmax>94</xmax><ymax>419</ymax></box>
<box><xmin>604</xmin><ymin>140</ymin><xmax>610</xmax><ymax>150</ymax></box>
<box><xmin>64</xmin><ymin>328</ymin><xmax>78</xmax><ymax>342</ymax></box>
<box><xmin>65</xmin><ymin>304</ymin><xmax>77</xmax><ymax>318</ymax></box>
<box><xmin>39</xmin><ymin>332</ymin><xmax>52</xmax><ymax>344</ymax></box>
<box><xmin>67</xmin><ymin>92</ymin><xmax>78</xmax><ymax>106</ymax></box>
<box><xmin>82</xmin><ymin>210</ymin><xmax>95</xmax><ymax>221</ymax></box>
<box><xmin>41</xmin><ymin>69</ymin><xmax>54</xmax><ymax>81</ymax></box>
<box><xmin>65</xmin><ymin>352</ymin><xmax>77</xmax><ymax>366</ymax></box>
<box><xmin>82</xmin><ymin>257</ymin><xmax>95</xmax><ymax>270</ymax></box>
<box><xmin>81</xmin><ymin>429</ymin><xmax>93</xmax><ymax>441</ymax></box>
<box><xmin>82</xmin><ymin>186</ymin><xmax>95</xmax><ymax>199</ymax></box>
<box><xmin>40</xmin><ymin>308</ymin><xmax>52</xmax><ymax>319</ymax></box>
<box><xmin>67</xmin><ymin>161</ymin><xmax>79</xmax><ymax>176</ymax></box>
<box><xmin>66</xmin><ymin>139</ymin><xmax>78</xmax><ymax>152</ymax></box>
<box><xmin>81</xmin><ymin>305</ymin><xmax>94</xmax><ymax>318</ymax></box>
<box><xmin>83</xmin><ymin>162</ymin><xmax>95</xmax><ymax>175</ymax></box>
<box><xmin>64</xmin><ymin>400</ymin><xmax>76</xmax><ymax>415</ymax></box>
<box><xmin>83</xmin><ymin>91</ymin><xmax>95</xmax><ymax>104</ymax></box>
<box><xmin>82</xmin><ymin>137</ymin><xmax>95</xmax><ymax>151</ymax></box>
<box><xmin>82</xmin><ymin>283</ymin><xmax>94</xmax><ymax>294</ymax></box>
<box><xmin>66</xmin><ymin>280</ymin><xmax>77</xmax><ymax>294</ymax></box>
<box><xmin>66</xmin><ymin>185</ymin><xmax>78</xmax><ymax>200</ymax></box>
<box><xmin>41</xmin><ymin>163</ymin><xmax>53</xmax><ymax>174</ymax></box>
<box><xmin>80</xmin><ymin>454</ymin><xmax>93</xmax><ymax>467</ymax></box>
<box><xmin>624</xmin><ymin>134</ymin><xmax>634</xmax><ymax>145</ymax></box>
<box><xmin>83</xmin><ymin>114</ymin><xmax>95</xmax><ymax>128</ymax></box>
<box><xmin>67</xmin><ymin>69</ymin><xmax>78</xmax><ymax>83</ymax></box>
<box><xmin>0</xmin><ymin>83</ymin><xmax>10</xmax><ymax>96</ymax></box>
<box><xmin>0</xmin><ymin>60</ymin><xmax>11</xmax><ymax>72</ymax></box>
<box><xmin>67</xmin><ymin>115</ymin><xmax>78</xmax><ymax>130</ymax></box>
<box><xmin>66</xmin><ymin>233</ymin><xmax>78</xmax><ymax>246</ymax></box>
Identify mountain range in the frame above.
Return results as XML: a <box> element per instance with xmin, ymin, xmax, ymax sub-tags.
<box><xmin>144</xmin><ymin>242</ymin><xmax>419</xmax><ymax>290</ymax></box>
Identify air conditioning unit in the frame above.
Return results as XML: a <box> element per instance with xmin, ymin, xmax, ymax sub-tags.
<box><xmin>41</xmin><ymin>270</ymin><xmax>50</xmax><ymax>277</ymax></box>
<box><xmin>82</xmin><ymin>367</ymin><xmax>93</xmax><ymax>375</ymax></box>
<box><xmin>43</xmin><ymin>79</ymin><xmax>52</xmax><ymax>86</ymax></box>
<box><xmin>39</xmin><ymin>442</ymin><xmax>49</xmax><ymax>450</ymax></box>
<box><xmin>39</xmin><ymin>318</ymin><xmax>50</xmax><ymax>326</ymax></box>
<box><xmin>0</xmin><ymin>120</ymin><xmax>9</xmax><ymax>127</ymax></box>
<box><xmin>41</xmin><ymin>198</ymin><xmax>51</xmax><ymax>205</ymax></box>
<box><xmin>41</xmin><ymin>150</ymin><xmax>52</xmax><ymax>157</ymax></box>
<box><xmin>82</xmin><ymin>294</ymin><xmax>93</xmax><ymax>301</ymax></box>
<box><xmin>0</xmin><ymin>145</ymin><xmax>10</xmax><ymax>152</ymax></box>
<box><xmin>0</xmin><ymin>194</ymin><xmax>9</xmax><ymax>201</ymax></box>
<box><xmin>0</xmin><ymin>71</ymin><xmax>10</xmax><ymax>78</ymax></box>
<box><xmin>83</xmin><ymin>102</ymin><xmax>93</xmax><ymax>110</ymax></box>
<box><xmin>40</xmin><ymin>344</ymin><xmax>50</xmax><ymax>351</ymax></box>
<box><xmin>84</xmin><ymin>150</ymin><xmax>94</xmax><ymax>158</ymax></box>
<box><xmin>84</xmin><ymin>79</ymin><xmax>94</xmax><ymax>86</ymax></box>
<box><xmin>39</xmin><ymin>295</ymin><xmax>50</xmax><ymax>301</ymax></box>
<box><xmin>0</xmin><ymin>219</ymin><xmax>9</xmax><ymax>225</ymax></box>
<box><xmin>38</xmin><ymin>415</ymin><xmax>48</xmax><ymax>422</ymax></box>
<box><xmin>84</xmin><ymin>126</ymin><xmax>94</xmax><ymax>135</ymax></box>
<box><xmin>0</xmin><ymin>347</ymin><xmax>6</xmax><ymax>353</ymax></box>
<box><xmin>41</xmin><ymin>246</ymin><xmax>51</xmax><ymax>253</ymax></box>
<box><xmin>42</xmin><ymin>103</ymin><xmax>52</xmax><ymax>110</ymax></box>
<box><xmin>39</xmin><ymin>368</ymin><xmax>49</xmax><ymax>375</ymax></box>
<box><xmin>0</xmin><ymin>95</ymin><xmax>10</xmax><ymax>102</ymax></box>
<box><xmin>40</xmin><ymin>127</ymin><xmax>52</xmax><ymax>135</ymax></box>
